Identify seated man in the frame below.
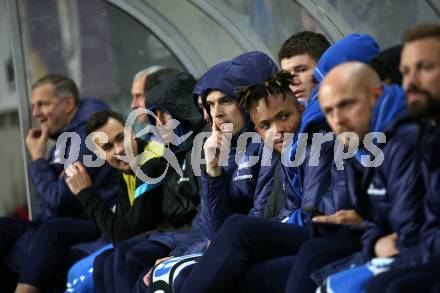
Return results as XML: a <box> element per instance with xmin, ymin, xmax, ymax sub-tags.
<box><xmin>66</xmin><ymin>109</ymin><xmax>166</xmax><ymax>242</ymax></box>
<box><xmin>0</xmin><ymin>74</ymin><xmax>120</xmax><ymax>293</ymax></box>
<box><xmin>64</xmin><ymin>72</ymin><xmax>202</xmax><ymax>290</ymax></box>
<box><xmin>109</xmin><ymin>72</ymin><xmax>215</xmax><ymax>293</ymax></box>
<box><xmin>199</xmin><ymin>51</ymin><xmax>278</xmax><ymax>240</ymax></box>
<box><xmin>287</xmin><ymin>62</ymin><xmax>422</xmax><ymax>293</ymax></box>
<box><xmin>130</xmin><ymin>66</ymin><xmax>174</xmax><ymax>132</ymax></box>
<box><xmin>240</xmin><ymin>70</ymin><xmax>305</xmax><ymax>223</ymax></box>
<box><xmin>176</xmin><ymin>70</ymin><xmax>308</xmax><ymax>293</ymax></box>
<box><xmin>133</xmin><ymin>52</ymin><xmax>278</xmax><ymax>292</ymax></box>
<box><xmin>278</xmin><ymin>31</ymin><xmax>330</xmax><ymax>103</ymax></box>
<box><xmin>365</xmin><ymin>23</ymin><xmax>440</xmax><ymax>293</ymax></box>
<box><xmin>177</xmin><ymin>34</ymin><xmax>385</xmax><ymax>293</ymax></box>
<box><xmin>249</xmin><ymin>30</ymin><xmax>330</xmax><ymax>220</ymax></box>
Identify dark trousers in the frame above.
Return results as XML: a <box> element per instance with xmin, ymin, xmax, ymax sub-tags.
<box><xmin>233</xmin><ymin>255</ymin><xmax>295</xmax><ymax>293</ymax></box>
<box><xmin>0</xmin><ymin>217</ymin><xmax>37</xmax><ymax>291</ymax></box>
<box><xmin>93</xmin><ymin>249</ymin><xmax>115</xmax><ymax>293</ymax></box>
<box><xmin>124</xmin><ymin>239</ymin><xmax>171</xmax><ymax>290</ymax></box>
<box><xmin>0</xmin><ymin>217</ymin><xmax>37</xmax><ymax>258</ymax></box>
<box><xmin>180</xmin><ymin>214</ymin><xmax>311</xmax><ymax>293</ymax></box>
<box><xmin>0</xmin><ymin>217</ymin><xmax>100</xmax><ymax>290</ymax></box>
<box><xmin>365</xmin><ymin>263</ymin><xmax>440</xmax><ymax>293</ymax></box>
<box><xmin>93</xmin><ymin>238</ymin><xmax>170</xmax><ymax>293</ymax></box>
<box><xmin>132</xmin><ymin>255</ymin><xmax>295</xmax><ymax>293</ymax></box>
<box><xmin>284</xmin><ymin>235</ymin><xmax>362</xmax><ymax>293</ymax></box>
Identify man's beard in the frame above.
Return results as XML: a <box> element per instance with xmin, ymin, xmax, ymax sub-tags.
<box><xmin>407</xmin><ymin>85</ymin><xmax>440</xmax><ymax>119</ymax></box>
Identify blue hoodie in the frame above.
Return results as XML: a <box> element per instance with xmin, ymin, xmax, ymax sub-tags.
<box><xmin>199</xmin><ymin>51</ymin><xmax>278</xmax><ymax>239</ymax></box>
<box><xmin>313</xmin><ymin>34</ymin><xmax>380</xmax><ymax>83</ymax></box>
<box><xmin>350</xmin><ymin>86</ymin><xmax>423</xmax><ymax>255</ymax></box>
<box><xmin>200</xmin><ymin>51</ymin><xmax>279</xmax><ymax>102</ymax></box>
<box><xmin>311</xmin><ymin>86</ymin><xmax>427</xmax><ymax>285</ymax></box>
<box><xmin>312</xmin><ymin>108</ymin><xmax>426</xmax><ymax>283</ymax></box>
<box><xmin>30</xmin><ymin>98</ymin><xmax>120</xmax><ymax>221</ymax></box>
<box><xmin>301</xmin><ymin>34</ymin><xmax>380</xmax><ymax>132</ymax></box>
<box><xmin>287</xmin><ymin>34</ymin><xmax>381</xmax><ymax>225</ymax></box>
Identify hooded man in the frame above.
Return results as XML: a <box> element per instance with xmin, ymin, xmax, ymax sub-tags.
<box><xmin>134</xmin><ymin>52</ymin><xmax>279</xmax><ymax>293</ymax></box>
<box><xmin>178</xmin><ymin>34</ymin><xmax>385</xmax><ymax>293</ymax></box>
<box><xmin>199</xmin><ymin>51</ymin><xmax>278</xmax><ymax>240</ymax></box>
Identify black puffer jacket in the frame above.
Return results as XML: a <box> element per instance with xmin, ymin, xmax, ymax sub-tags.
<box><xmin>145</xmin><ymin>72</ymin><xmax>204</xmax><ymax>227</ymax></box>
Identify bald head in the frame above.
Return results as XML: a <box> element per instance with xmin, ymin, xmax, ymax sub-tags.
<box><xmin>321</xmin><ymin>62</ymin><xmax>381</xmax><ymax>97</ymax></box>
<box><xmin>319</xmin><ymin>62</ymin><xmax>383</xmax><ymax>146</ymax></box>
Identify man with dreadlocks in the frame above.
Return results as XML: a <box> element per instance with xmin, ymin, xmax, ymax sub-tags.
<box><xmin>179</xmin><ymin>71</ymin><xmax>312</xmax><ymax>293</ymax></box>
<box><xmin>180</xmin><ymin>34</ymin><xmax>384</xmax><ymax>293</ymax></box>
<box><xmin>243</xmin><ymin>71</ymin><xmax>304</xmax><ymax>222</ymax></box>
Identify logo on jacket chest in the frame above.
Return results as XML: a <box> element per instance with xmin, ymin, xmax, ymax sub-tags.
<box><xmin>367</xmin><ymin>182</ymin><xmax>386</xmax><ymax>197</ymax></box>
<box><xmin>233</xmin><ymin>155</ymin><xmax>253</xmax><ymax>181</ymax></box>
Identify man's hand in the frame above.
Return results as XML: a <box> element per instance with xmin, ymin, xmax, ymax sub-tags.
<box><xmin>203</xmin><ymin>122</ymin><xmax>231</xmax><ymax>177</ymax></box>
<box><xmin>65</xmin><ymin>162</ymin><xmax>92</xmax><ymax>195</ymax></box>
<box><xmin>26</xmin><ymin>127</ymin><xmax>48</xmax><ymax>161</ymax></box>
<box><xmin>143</xmin><ymin>256</ymin><xmax>174</xmax><ymax>287</ymax></box>
<box><xmin>312</xmin><ymin>209</ymin><xmax>364</xmax><ymax>227</ymax></box>
<box><xmin>374</xmin><ymin>232</ymin><xmax>399</xmax><ymax>257</ymax></box>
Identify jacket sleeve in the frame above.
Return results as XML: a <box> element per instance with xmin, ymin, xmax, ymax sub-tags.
<box><xmin>77</xmin><ymin>157</ymin><xmax>166</xmax><ymax>244</ymax></box>
<box><xmin>300</xmin><ymin>138</ymin><xmax>334</xmax><ymax>224</ymax></box>
<box><xmin>393</xmin><ymin>128</ymin><xmax>440</xmax><ymax>268</ymax></box>
<box><xmin>416</xmin><ymin>191</ymin><xmax>440</xmax><ymax>264</ymax></box>
<box><xmin>169</xmin><ymin>212</ymin><xmax>209</xmax><ymax>256</ymax></box>
<box><xmin>318</xmin><ymin>166</ymin><xmax>353</xmax><ymax>215</ymax></box>
<box><xmin>200</xmin><ymin>170</ymin><xmax>235</xmax><ymax>240</ymax></box>
<box><xmin>30</xmin><ymin>139</ymin><xmax>119</xmax><ymax>217</ymax></box>
<box><xmin>30</xmin><ymin>157</ymin><xmax>74</xmax><ymax>215</ymax></box>
<box><xmin>362</xmin><ymin>125</ymin><xmax>424</xmax><ymax>258</ymax></box>
<box><xmin>200</xmin><ymin>143</ymin><xmax>260</xmax><ymax>240</ymax></box>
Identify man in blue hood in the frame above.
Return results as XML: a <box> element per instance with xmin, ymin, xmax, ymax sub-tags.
<box><xmin>198</xmin><ymin>51</ymin><xmax>278</xmax><ymax>240</ymax></box>
<box><xmin>125</xmin><ymin>52</ymin><xmax>277</xmax><ymax>293</ymax></box>
<box><xmin>1</xmin><ymin>74</ymin><xmax>120</xmax><ymax>292</ymax></box>
<box><xmin>178</xmin><ymin>34</ymin><xmax>387</xmax><ymax>293</ymax></box>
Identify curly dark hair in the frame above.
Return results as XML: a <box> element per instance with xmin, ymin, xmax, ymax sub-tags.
<box><xmin>238</xmin><ymin>70</ymin><xmax>298</xmax><ymax>112</ymax></box>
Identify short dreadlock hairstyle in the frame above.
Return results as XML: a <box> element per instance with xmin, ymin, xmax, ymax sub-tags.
<box><xmin>238</xmin><ymin>71</ymin><xmax>299</xmax><ymax>112</ymax></box>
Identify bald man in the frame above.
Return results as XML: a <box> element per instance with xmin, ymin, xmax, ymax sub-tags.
<box><xmin>285</xmin><ymin>62</ymin><xmax>425</xmax><ymax>293</ymax></box>
<box><xmin>320</xmin><ymin>62</ymin><xmax>384</xmax><ymax>148</ymax></box>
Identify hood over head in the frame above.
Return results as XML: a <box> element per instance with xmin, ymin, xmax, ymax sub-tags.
<box><xmin>371</xmin><ymin>44</ymin><xmax>403</xmax><ymax>85</ymax></box>
<box><xmin>302</xmin><ymin>34</ymin><xmax>381</xmax><ymax>131</ymax></box>
<box><xmin>290</xmin><ymin>34</ymin><xmax>381</xmax><ymax>162</ymax></box>
<box><xmin>192</xmin><ymin>60</ymin><xmax>230</xmax><ymax>107</ymax></box>
<box><xmin>313</xmin><ymin>34</ymin><xmax>380</xmax><ymax>83</ymax></box>
<box><xmin>199</xmin><ymin>51</ymin><xmax>279</xmax><ymax>106</ymax></box>
<box><xmin>146</xmin><ymin>71</ymin><xmax>202</xmax><ymax>130</ymax></box>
